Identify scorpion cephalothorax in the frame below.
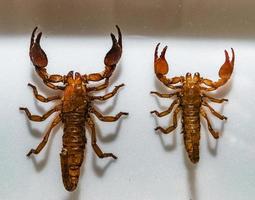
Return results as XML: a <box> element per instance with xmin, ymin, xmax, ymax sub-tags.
<box><xmin>151</xmin><ymin>43</ymin><xmax>234</xmax><ymax>163</ymax></box>
<box><xmin>20</xmin><ymin>26</ymin><xmax>128</xmax><ymax>191</ymax></box>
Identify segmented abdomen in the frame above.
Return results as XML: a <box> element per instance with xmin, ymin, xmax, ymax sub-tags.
<box><xmin>60</xmin><ymin>112</ymin><xmax>86</xmax><ymax>191</ymax></box>
<box><xmin>182</xmin><ymin>104</ymin><xmax>201</xmax><ymax>163</ymax></box>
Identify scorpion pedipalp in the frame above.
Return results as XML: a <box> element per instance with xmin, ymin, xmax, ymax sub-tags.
<box><xmin>86</xmin><ymin>26</ymin><xmax>122</xmax><ymax>83</ymax></box>
<box><xmin>154</xmin><ymin>43</ymin><xmax>169</xmax><ymax>75</ymax></box>
<box><xmin>29</xmin><ymin>27</ymin><xmax>48</xmax><ymax>68</ymax></box>
<box><xmin>218</xmin><ymin>48</ymin><xmax>235</xmax><ymax>80</ymax></box>
<box><xmin>104</xmin><ymin>25</ymin><xmax>122</xmax><ymax>67</ymax></box>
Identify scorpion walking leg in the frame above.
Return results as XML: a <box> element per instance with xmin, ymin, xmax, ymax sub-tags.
<box><xmin>19</xmin><ymin>105</ymin><xmax>61</xmax><ymax>122</ymax></box>
<box><xmin>151</xmin><ymin>99</ymin><xmax>179</xmax><ymax>117</ymax></box>
<box><xmin>28</xmin><ymin>83</ymin><xmax>61</xmax><ymax>102</ymax></box>
<box><xmin>87</xmin><ymin>117</ymin><xmax>117</xmax><ymax>159</ymax></box>
<box><xmin>91</xmin><ymin>84</ymin><xmax>124</xmax><ymax>101</ymax></box>
<box><xmin>91</xmin><ymin>108</ymin><xmax>128</xmax><ymax>122</ymax></box>
<box><xmin>155</xmin><ymin>107</ymin><xmax>181</xmax><ymax>134</ymax></box>
<box><xmin>150</xmin><ymin>91</ymin><xmax>178</xmax><ymax>98</ymax></box>
<box><xmin>27</xmin><ymin>115</ymin><xmax>61</xmax><ymax>156</ymax></box>
<box><xmin>202</xmin><ymin>101</ymin><xmax>227</xmax><ymax>120</ymax></box>
<box><xmin>200</xmin><ymin>108</ymin><xmax>219</xmax><ymax>139</ymax></box>
<box><xmin>87</xmin><ymin>78</ymin><xmax>110</xmax><ymax>92</ymax></box>
<box><xmin>202</xmin><ymin>93</ymin><xmax>228</xmax><ymax>103</ymax></box>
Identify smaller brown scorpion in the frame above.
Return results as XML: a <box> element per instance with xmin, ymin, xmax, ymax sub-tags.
<box><xmin>20</xmin><ymin>26</ymin><xmax>128</xmax><ymax>191</ymax></box>
<box><xmin>151</xmin><ymin>43</ymin><xmax>234</xmax><ymax>163</ymax></box>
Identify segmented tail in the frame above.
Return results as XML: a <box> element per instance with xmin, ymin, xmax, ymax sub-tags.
<box><xmin>182</xmin><ymin>105</ymin><xmax>201</xmax><ymax>163</ymax></box>
<box><xmin>61</xmin><ymin>112</ymin><xmax>86</xmax><ymax>191</ymax></box>
<box><xmin>60</xmin><ymin>148</ymin><xmax>84</xmax><ymax>191</ymax></box>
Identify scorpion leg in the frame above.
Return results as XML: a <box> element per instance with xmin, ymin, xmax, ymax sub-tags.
<box><xmin>151</xmin><ymin>99</ymin><xmax>179</xmax><ymax>117</ymax></box>
<box><xmin>202</xmin><ymin>101</ymin><xmax>227</xmax><ymax>120</ymax></box>
<box><xmin>150</xmin><ymin>91</ymin><xmax>178</xmax><ymax>98</ymax></box>
<box><xmin>87</xmin><ymin>116</ymin><xmax>117</xmax><ymax>159</ymax></box>
<box><xmin>90</xmin><ymin>84</ymin><xmax>124</xmax><ymax>101</ymax></box>
<box><xmin>202</xmin><ymin>93</ymin><xmax>228</xmax><ymax>103</ymax></box>
<box><xmin>91</xmin><ymin>108</ymin><xmax>128</xmax><ymax>122</ymax></box>
<box><xmin>28</xmin><ymin>83</ymin><xmax>61</xmax><ymax>102</ymax></box>
<box><xmin>87</xmin><ymin>78</ymin><xmax>110</xmax><ymax>92</ymax></box>
<box><xmin>155</xmin><ymin>107</ymin><xmax>181</xmax><ymax>134</ymax></box>
<box><xmin>27</xmin><ymin>114</ymin><xmax>61</xmax><ymax>156</ymax></box>
<box><xmin>19</xmin><ymin>104</ymin><xmax>61</xmax><ymax>122</ymax></box>
<box><xmin>200</xmin><ymin>108</ymin><xmax>219</xmax><ymax>139</ymax></box>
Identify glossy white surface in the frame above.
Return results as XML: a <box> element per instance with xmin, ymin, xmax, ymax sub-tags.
<box><xmin>0</xmin><ymin>1</ymin><xmax>255</xmax><ymax>200</ymax></box>
<box><xmin>0</xmin><ymin>35</ymin><xmax>255</xmax><ymax>200</ymax></box>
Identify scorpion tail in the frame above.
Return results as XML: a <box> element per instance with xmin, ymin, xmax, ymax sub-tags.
<box><xmin>60</xmin><ymin>148</ymin><xmax>84</xmax><ymax>192</ymax></box>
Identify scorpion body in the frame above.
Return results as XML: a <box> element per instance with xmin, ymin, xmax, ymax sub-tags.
<box><xmin>60</xmin><ymin>83</ymin><xmax>88</xmax><ymax>191</ymax></box>
<box><xmin>151</xmin><ymin>44</ymin><xmax>234</xmax><ymax>163</ymax></box>
<box><xmin>20</xmin><ymin>26</ymin><xmax>127</xmax><ymax>191</ymax></box>
<box><xmin>181</xmin><ymin>84</ymin><xmax>201</xmax><ymax>163</ymax></box>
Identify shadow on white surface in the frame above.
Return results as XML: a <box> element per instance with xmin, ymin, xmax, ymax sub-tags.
<box><xmin>183</xmin><ymin>148</ymin><xmax>198</xmax><ymax>200</ymax></box>
<box><xmin>92</xmin><ymin>154</ymin><xmax>116</xmax><ymax>177</ymax></box>
<box><xmin>96</xmin><ymin>117</ymin><xmax>126</xmax><ymax>143</ymax></box>
<box><xmin>158</xmin><ymin>131</ymin><xmax>177</xmax><ymax>152</ymax></box>
<box><xmin>65</xmin><ymin>187</ymin><xmax>81</xmax><ymax>200</ymax></box>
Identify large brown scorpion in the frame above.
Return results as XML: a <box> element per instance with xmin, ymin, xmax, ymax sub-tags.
<box><xmin>151</xmin><ymin>43</ymin><xmax>234</xmax><ymax>163</ymax></box>
<box><xmin>20</xmin><ymin>26</ymin><xmax>128</xmax><ymax>191</ymax></box>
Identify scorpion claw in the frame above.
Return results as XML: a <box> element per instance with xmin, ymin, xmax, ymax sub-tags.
<box><xmin>218</xmin><ymin>48</ymin><xmax>234</xmax><ymax>81</ymax></box>
<box><xmin>30</xmin><ymin>27</ymin><xmax>38</xmax><ymax>49</ymax></box>
<box><xmin>154</xmin><ymin>43</ymin><xmax>160</xmax><ymax>61</ymax></box>
<box><xmin>154</xmin><ymin>44</ymin><xmax>169</xmax><ymax>75</ymax></box>
<box><xmin>29</xmin><ymin>27</ymin><xmax>48</xmax><ymax>68</ymax></box>
<box><xmin>110</xmin><ymin>33</ymin><xmax>117</xmax><ymax>46</ymax></box>
<box><xmin>160</xmin><ymin>46</ymin><xmax>168</xmax><ymax>59</ymax></box>
<box><xmin>104</xmin><ymin>25</ymin><xmax>122</xmax><ymax>67</ymax></box>
<box><xmin>116</xmin><ymin>25</ymin><xmax>122</xmax><ymax>48</ymax></box>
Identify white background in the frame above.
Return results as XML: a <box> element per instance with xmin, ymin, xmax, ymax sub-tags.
<box><xmin>0</xmin><ymin>1</ymin><xmax>255</xmax><ymax>200</ymax></box>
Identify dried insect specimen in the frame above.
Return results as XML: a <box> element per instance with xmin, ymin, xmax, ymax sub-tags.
<box><xmin>151</xmin><ymin>44</ymin><xmax>234</xmax><ymax>163</ymax></box>
<box><xmin>20</xmin><ymin>26</ymin><xmax>128</xmax><ymax>191</ymax></box>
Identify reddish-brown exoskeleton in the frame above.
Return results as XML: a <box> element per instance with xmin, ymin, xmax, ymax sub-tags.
<box><xmin>151</xmin><ymin>43</ymin><xmax>234</xmax><ymax>163</ymax></box>
<box><xmin>20</xmin><ymin>26</ymin><xmax>128</xmax><ymax>191</ymax></box>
